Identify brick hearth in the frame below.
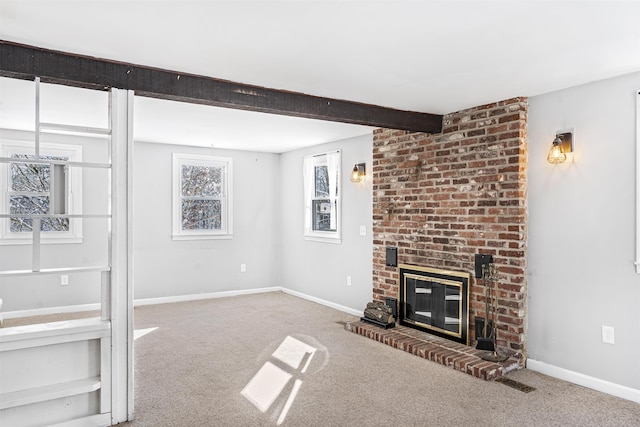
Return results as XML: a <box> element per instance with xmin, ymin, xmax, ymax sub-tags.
<box><xmin>345</xmin><ymin>320</ymin><xmax>519</xmax><ymax>381</ymax></box>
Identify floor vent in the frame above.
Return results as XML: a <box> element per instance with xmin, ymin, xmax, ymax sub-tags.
<box><xmin>495</xmin><ymin>377</ymin><xmax>536</xmax><ymax>393</ymax></box>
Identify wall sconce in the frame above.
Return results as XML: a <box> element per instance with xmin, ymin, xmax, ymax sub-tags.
<box><xmin>547</xmin><ymin>130</ymin><xmax>573</xmax><ymax>164</ymax></box>
<box><xmin>350</xmin><ymin>163</ymin><xmax>366</xmax><ymax>183</ymax></box>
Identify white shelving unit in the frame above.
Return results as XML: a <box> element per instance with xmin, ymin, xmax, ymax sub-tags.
<box><xmin>0</xmin><ymin>78</ymin><xmax>134</xmax><ymax>426</ymax></box>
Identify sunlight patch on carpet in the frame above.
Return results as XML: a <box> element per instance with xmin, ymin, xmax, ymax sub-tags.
<box><xmin>241</xmin><ymin>335</ymin><xmax>320</xmax><ymax>424</ymax></box>
<box><xmin>241</xmin><ymin>361</ymin><xmax>293</xmax><ymax>412</ymax></box>
<box><xmin>272</xmin><ymin>335</ymin><xmax>317</xmax><ymax>372</ymax></box>
<box><xmin>134</xmin><ymin>327</ymin><xmax>158</xmax><ymax>340</ymax></box>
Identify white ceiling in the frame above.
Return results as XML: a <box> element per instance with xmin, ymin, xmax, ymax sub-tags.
<box><xmin>1</xmin><ymin>0</ymin><xmax>639</xmax><ymax>153</ymax></box>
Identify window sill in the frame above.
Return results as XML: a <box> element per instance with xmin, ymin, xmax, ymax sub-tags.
<box><xmin>172</xmin><ymin>234</ymin><xmax>233</xmax><ymax>241</ymax></box>
<box><xmin>304</xmin><ymin>235</ymin><xmax>342</xmax><ymax>245</ymax></box>
<box><xmin>0</xmin><ymin>237</ymin><xmax>83</xmax><ymax>245</ymax></box>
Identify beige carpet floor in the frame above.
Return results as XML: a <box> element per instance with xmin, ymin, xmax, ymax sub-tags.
<box><xmin>114</xmin><ymin>292</ymin><xmax>640</xmax><ymax>427</ymax></box>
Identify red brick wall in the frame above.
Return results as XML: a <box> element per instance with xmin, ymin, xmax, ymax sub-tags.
<box><xmin>372</xmin><ymin>97</ymin><xmax>527</xmax><ymax>361</ymax></box>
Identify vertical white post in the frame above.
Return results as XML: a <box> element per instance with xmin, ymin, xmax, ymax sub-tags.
<box><xmin>101</xmin><ymin>270</ymin><xmax>110</xmax><ymax>321</ymax></box>
<box><xmin>109</xmin><ymin>88</ymin><xmax>135</xmax><ymax>423</ymax></box>
<box><xmin>636</xmin><ymin>90</ymin><xmax>640</xmax><ymax>274</ymax></box>
<box><xmin>32</xmin><ymin>77</ymin><xmax>42</xmax><ymax>272</ymax></box>
<box><xmin>126</xmin><ymin>90</ymin><xmax>135</xmax><ymax>421</ymax></box>
<box><xmin>100</xmin><ymin>269</ymin><xmax>111</xmax><ymax>417</ymax></box>
<box><xmin>32</xmin><ymin>218</ymin><xmax>41</xmax><ymax>272</ymax></box>
<box><xmin>100</xmin><ymin>334</ymin><xmax>112</xmax><ymax>415</ymax></box>
<box><xmin>34</xmin><ymin>77</ymin><xmax>40</xmax><ymax>159</ymax></box>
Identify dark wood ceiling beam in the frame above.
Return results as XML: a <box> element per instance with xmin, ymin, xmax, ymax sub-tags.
<box><xmin>0</xmin><ymin>40</ymin><xmax>443</xmax><ymax>133</ymax></box>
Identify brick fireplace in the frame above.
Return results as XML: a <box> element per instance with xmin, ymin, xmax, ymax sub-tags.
<box><xmin>371</xmin><ymin>97</ymin><xmax>528</xmax><ymax>363</ymax></box>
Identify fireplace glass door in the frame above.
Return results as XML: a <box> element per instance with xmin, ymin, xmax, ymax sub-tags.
<box><xmin>404</xmin><ymin>275</ymin><xmax>461</xmax><ymax>334</ymax></box>
<box><xmin>399</xmin><ymin>265</ymin><xmax>470</xmax><ymax>345</ymax></box>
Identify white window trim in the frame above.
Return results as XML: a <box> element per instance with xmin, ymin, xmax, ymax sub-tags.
<box><xmin>0</xmin><ymin>139</ymin><xmax>83</xmax><ymax>245</ymax></box>
<box><xmin>172</xmin><ymin>153</ymin><xmax>233</xmax><ymax>240</ymax></box>
<box><xmin>303</xmin><ymin>150</ymin><xmax>341</xmax><ymax>244</ymax></box>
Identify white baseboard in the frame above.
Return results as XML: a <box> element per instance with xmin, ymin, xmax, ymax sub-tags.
<box><xmin>0</xmin><ymin>287</ymin><xmax>364</xmax><ymax>321</ymax></box>
<box><xmin>280</xmin><ymin>288</ymin><xmax>364</xmax><ymax>317</ymax></box>
<box><xmin>5</xmin><ymin>295</ymin><xmax>638</xmax><ymax>406</ymax></box>
<box><xmin>133</xmin><ymin>287</ymin><xmax>283</xmax><ymax>307</ymax></box>
<box><xmin>135</xmin><ymin>287</ymin><xmax>365</xmax><ymax>318</ymax></box>
<box><xmin>527</xmin><ymin>358</ymin><xmax>640</xmax><ymax>404</ymax></box>
<box><xmin>0</xmin><ymin>288</ymin><xmax>281</xmax><ymax>319</ymax></box>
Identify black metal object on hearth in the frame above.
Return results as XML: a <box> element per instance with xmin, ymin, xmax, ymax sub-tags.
<box><xmin>476</xmin><ymin>262</ymin><xmax>509</xmax><ymax>362</ymax></box>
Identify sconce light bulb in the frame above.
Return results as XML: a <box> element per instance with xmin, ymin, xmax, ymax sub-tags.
<box><xmin>351</xmin><ymin>165</ymin><xmax>361</xmax><ymax>183</ymax></box>
<box><xmin>547</xmin><ymin>137</ymin><xmax>567</xmax><ymax>164</ymax></box>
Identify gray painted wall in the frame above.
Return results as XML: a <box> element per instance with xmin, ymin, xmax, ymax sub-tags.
<box><xmin>5</xmin><ymin>74</ymin><xmax>637</xmax><ymax>397</ymax></box>
<box><xmin>279</xmin><ymin>134</ymin><xmax>374</xmax><ymax>312</ymax></box>
<box><xmin>1</xmin><ymin>131</ymin><xmax>371</xmax><ymax>311</ymax></box>
<box><xmin>527</xmin><ymin>72</ymin><xmax>640</xmax><ymax>390</ymax></box>
<box><xmin>133</xmin><ymin>142</ymin><xmax>281</xmax><ymax>299</ymax></box>
<box><xmin>0</xmin><ymin>129</ymin><xmax>108</xmax><ymax>311</ymax></box>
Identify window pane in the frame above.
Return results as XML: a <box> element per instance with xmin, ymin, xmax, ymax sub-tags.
<box><xmin>11</xmin><ymin>159</ymin><xmax>50</xmax><ymax>192</ymax></box>
<box><xmin>9</xmin><ymin>195</ymin><xmax>69</xmax><ymax>232</ymax></box>
<box><xmin>10</xmin><ymin>195</ymin><xmax>48</xmax><ymax>215</ymax></box>
<box><xmin>10</xmin><ymin>154</ymin><xmax>68</xmax><ymax>193</ymax></box>
<box><xmin>181</xmin><ymin>165</ymin><xmax>222</xmax><ymax>197</ymax></box>
<box><xmin>314</xmin><ymin>165</ymin><xmax>329</xmax><ymax>198</ymax></box>
<box><xmin>40</xmin><ymin>217</ymin><xmax>69</xmax><ymax>232</ymax></box>
<box><xmin>9</xmin><ymin>217</ymin><xmax>34</xmax><ymax>232</ymax></box>
<box><xmin>312</xmin><ymin>199</ymin><xmax>334</xmax><ymax>231</ymax></box>
<box><xmin>181</xmin><ymin>199</ymin><xmax>222</xmax><ymax>230</ymax></box>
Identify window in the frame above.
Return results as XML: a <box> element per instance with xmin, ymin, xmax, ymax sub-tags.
<box><xmin>172</xmin><ymin>153</ymin><xmax>233</xmax><ymax>240</ymax></box>
<box><xmin>303</xmin><ymin>151</ymin><xmax>341</xmax><ymax>243</ymax></box>
<box><xmin>0</xmin><ymin>140</ymin><xmax>82</xmax><ymax>244</ymax></box>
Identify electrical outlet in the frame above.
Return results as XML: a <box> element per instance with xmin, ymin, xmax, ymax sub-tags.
<box><xmin>602</xmin><ymin>325</ymin><xmax>615</xmax><ymax>344</ymax></box>
<box><xmin>359</xmin><ymin>225</ymin><xmax>366</xmax><ymax>236</ymax></box>
<box><xmin>60</xmin><ymin>275</ymin><xmax>69</xmax><ymax>286</ymax></box>
<box><xmin>240</xmin><ymin>264</ymin><xmax>247</xmax><ymax>273</ymax></box>
<box><xmin>346</xmin><ymin>275</ymin><xmax>352</xmax><ymax>286</ymax></box>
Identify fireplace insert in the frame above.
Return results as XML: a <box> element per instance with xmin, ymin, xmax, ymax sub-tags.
<box><xmin>399</xmin><ymin>264</ymin><xmax>470</xmax><ymax>345</ymax></box>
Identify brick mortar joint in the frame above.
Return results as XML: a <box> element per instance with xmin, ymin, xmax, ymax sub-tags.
<box><xmin>370</xmin><ymin>98</ymin><xmax>527</xmax><ymax>361</ymax></box>
<box><xmin>348</xmin><ymin>322</ymin><xmax>520</xmax><ymax>374</ymax></box>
